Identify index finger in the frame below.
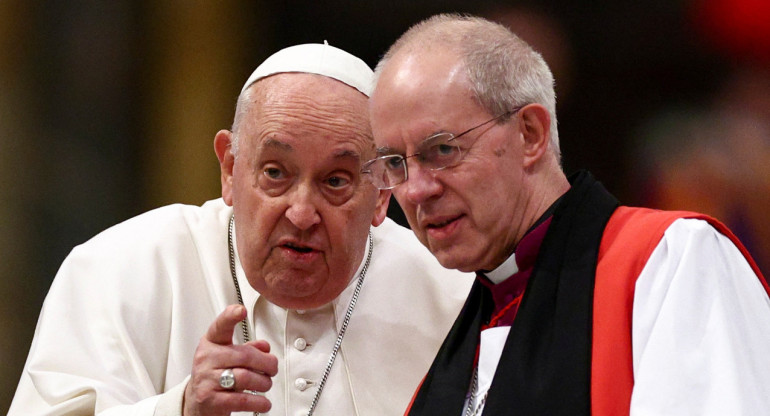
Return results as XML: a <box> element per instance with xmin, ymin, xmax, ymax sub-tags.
<box><xmin>206</xmin><ymin>304</ymin><xmax>247</xmax><ymax>345</ymax></box>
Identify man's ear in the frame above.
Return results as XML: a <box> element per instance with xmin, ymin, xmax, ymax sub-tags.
<box><xmin>371</xmin><ymin>189</ymin><xmax>392</xmax><ymax>226</ymax></box>
<box><xmin>214</xmin><ymin>129</ymin><xmax>235</xmax><ymax>206</ymax></box>
<box><xmin>518</xmin><ymin>104</ymin><xmax>552</xmax><ymax>168</ymax></box>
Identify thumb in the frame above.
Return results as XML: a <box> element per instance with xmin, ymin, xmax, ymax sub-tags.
<box><xmin>205</xmin><ymin>304</ymin><xmax>247</xmax><ymax>345</ymax></box>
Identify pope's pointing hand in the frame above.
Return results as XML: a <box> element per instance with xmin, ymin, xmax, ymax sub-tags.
<box><xmin>183</xmin><ymin>304</ymin><xmax>278</xmax><ymax>416</ymax></box>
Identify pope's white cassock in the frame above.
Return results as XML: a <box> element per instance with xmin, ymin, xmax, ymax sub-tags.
<box><xmin>9</xmin><ymin>199</ymin><xmax>473</xmax><ymax>415</ymax></box>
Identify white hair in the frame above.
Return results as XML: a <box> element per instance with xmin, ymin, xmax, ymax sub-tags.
<box><xmin>228</xmin><ymin>86</ymin><xmax>256</xmax><ymax>157</ymax></box>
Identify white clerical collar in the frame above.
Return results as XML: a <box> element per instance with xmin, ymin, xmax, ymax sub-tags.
<box><xmin>482</xmin><ymin>252</ymin><xmax>519</xmax><ymax>285</ymax></box>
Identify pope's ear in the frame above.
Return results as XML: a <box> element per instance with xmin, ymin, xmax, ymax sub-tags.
<box><xmin>214</xmin><ymin>130</ymin><xmax>235</xmax><ymax>205</ymax></box>
<box><xmin>518</xmin><ymin>104</ymin><xmax>551</xmax><ymax>168</ymax></box>
<box><xmin>371</xmin><ymin>189</ymin><xmax>391</xmax><ymax>226</ymax></box>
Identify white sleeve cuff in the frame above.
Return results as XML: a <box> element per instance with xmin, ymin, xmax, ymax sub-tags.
<box><xmin>153</xmin><ymin>377</ymin><xmax>189</xmax><ymax>416</ymax></box>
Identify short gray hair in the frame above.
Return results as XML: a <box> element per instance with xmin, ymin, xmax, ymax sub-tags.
<box><xmin>374</xmin><ymin>13</ymin><xmax>560</xmax><ymax>159</ymax></box>
<box><xmin>228</xmin><ymin>86</ymin><xmax>258</xmax><ymax>157</ymax></box>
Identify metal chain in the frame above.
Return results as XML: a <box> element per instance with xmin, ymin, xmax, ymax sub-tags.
<box><xmin>228</xmin><ymin>214</ymin><xmax>372</xmax><ymax>416</ymax></box>
<box><xmin>464</xmin><ymin>366</ymin><xmax>489</xmax><ymax>416</ymax></box>
<box><xmin>228</xmin><ymin>215</ymin><xmax>251</xmax><ymax>343</ymax></box>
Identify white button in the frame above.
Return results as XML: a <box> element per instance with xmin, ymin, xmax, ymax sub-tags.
<box><xmin>294</xmin><ymin>337</ymin><xmax>307</xmax><ymax>351</ymax></box>
<box><xmin>294</xmin><ymin>378</ymin><xmax>309</xmax><ymax>391</ymax></box>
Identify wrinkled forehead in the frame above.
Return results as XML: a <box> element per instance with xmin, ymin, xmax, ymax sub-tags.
<box><xmin>242</xmin><ymin>74</ymin><xmax>374</xmax><ymax>157</ymax></box>
<box><xmin>257</xmin><ymin>136</ymin><xmax>367</xmax><ymax>164</ymax></box>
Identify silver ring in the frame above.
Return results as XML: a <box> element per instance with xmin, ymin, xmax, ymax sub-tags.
<box><xmin>219</xmin><ymin>368</ymin><xmax>235</xmax><ymax>390</ymax></box>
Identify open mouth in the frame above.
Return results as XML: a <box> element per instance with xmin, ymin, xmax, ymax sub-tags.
<box><xmin>283</xmin><ymin>243</ymin><xmax>314</xmax><ymax>253</ymax></box>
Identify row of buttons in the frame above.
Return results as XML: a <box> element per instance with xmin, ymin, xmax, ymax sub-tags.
<box><xmin>293</xmin><ymin>337</ymin><xmax>311</xmax><ymax>391</ymax></box>
<box><xmin>290</xmin><ymin>310</ymin><xmax>312</xmax><ymax>393</ymax></box>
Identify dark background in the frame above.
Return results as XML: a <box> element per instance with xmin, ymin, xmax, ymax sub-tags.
<box><xmin>2</xmin><ymin>0</ymin><xmax>769</xmax><ymax>412</ymax></box>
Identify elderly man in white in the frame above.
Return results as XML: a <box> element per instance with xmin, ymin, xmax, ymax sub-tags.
<box><xmin>9</xmin><ymin>43</ymin><xmax>472</xmax><ymax>416</ymax></box>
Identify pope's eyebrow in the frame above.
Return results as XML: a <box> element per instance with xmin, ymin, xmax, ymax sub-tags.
<box><xmin>331</xmin><ymin>148</ymin><xmax>362</xmax><ymax>162</ymax></box>
<box><xmin>260</xmin><ymin>138</ymin><xmax>293</xmax><ymax>152</ymax></box>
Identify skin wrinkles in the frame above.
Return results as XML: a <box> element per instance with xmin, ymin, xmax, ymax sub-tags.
<box><xmin>248</xmin><ymin>139</ymin><xmax>364</xmax><ymax>202</ymax></box>
<box><xmin>216</xmin><ymin>73</ymin><xmax>389</xmax><ymax>309</ymax></box>
<box><xmin>257</xmin><ymin>86</ymin><xmax>372</xmax><ymax>140</ymax></box>
<box><xmin>256</xmin><ymin>139</ymin><xmax>364</xmax><ymax>167</ymax></box>
<box><xmin>371</xmin><ymin>49</ymin><xmax>554</xmax><ymax>272</ymax></box>
<box><xmin>249</xmin><ymin>108</ymin><xmax>374</xmax><ymax>164</ymax></box>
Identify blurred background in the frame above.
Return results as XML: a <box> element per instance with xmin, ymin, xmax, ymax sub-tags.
<box><xmin>1</xmin><ymin>0</ymin><xmax>768</xmax><ymax>411</ymax></box>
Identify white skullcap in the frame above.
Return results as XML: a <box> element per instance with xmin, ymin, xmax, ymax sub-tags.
<box><xmin>241</xmin><ymin>41</ymin><xmax>373</xmax><ymax>96</ymax></box>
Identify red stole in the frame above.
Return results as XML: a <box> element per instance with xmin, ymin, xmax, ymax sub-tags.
<box><xmin>592</xmin><ymin>207</ymin><xmax>770</xmax><ymax>415</ymax></box>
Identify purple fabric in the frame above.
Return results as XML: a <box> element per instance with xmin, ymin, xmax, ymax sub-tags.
<box><xmin>479</xmin><ymin>216</ymin><xmax>553</xmax><ymax>327</ymax></box>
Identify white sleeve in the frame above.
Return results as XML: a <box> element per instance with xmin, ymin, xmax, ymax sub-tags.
<box><xmin>630</xmin><ymin>218</ymin><xmax>770</xmax><ymax>416</ymax></box>
<box><xmin>8</xmin><ymin>242</ymin><xmax>184</xmax><ymax>416</ymax></box>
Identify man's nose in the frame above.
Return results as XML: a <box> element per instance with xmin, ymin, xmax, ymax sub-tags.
<box><xmin>285</xmin><ymin>185</ymin><xmax>321</xmax><ymax>230</ymax></box>
<box><xmin>400</xmin><ymin>160</ymin><xmax>443</xmax><ymax>205</ymax></box>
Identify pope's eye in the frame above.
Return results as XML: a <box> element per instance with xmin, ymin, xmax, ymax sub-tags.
<box><xmin>264</xmin><ymin>167</ymin><xmax>284</xmax><ymax>179</ymax></box>
<box><xmin>326</xmin><ymin>176</ymin><xmax>349</xmax><ymax>188</ymax></box>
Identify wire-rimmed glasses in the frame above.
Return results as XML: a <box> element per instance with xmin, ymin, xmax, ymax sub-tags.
<box><xmin>362</xmin><ymin>106</ymin><xmax>523</xmax><ymax>190</ymax></box>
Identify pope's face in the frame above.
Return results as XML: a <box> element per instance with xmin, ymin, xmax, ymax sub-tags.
<box><xmin>370</xmin><ymin>51</ymin><xmax>530</xmax><ymax>272</ymax></box>
<box><xmin>217</xmin><ymin>73</ymin><xmax>388</xmax><ymax>309</ymax></box>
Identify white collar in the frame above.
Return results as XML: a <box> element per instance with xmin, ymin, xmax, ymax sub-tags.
<box><xmin>482</xmin><ymin>252</ymin><xmax>519</xmax><ymax>285</ymax></box>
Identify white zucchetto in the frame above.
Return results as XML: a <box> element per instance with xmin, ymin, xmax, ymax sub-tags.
<box><xmin>241</xmin><ymin>41</ymin><xmax>373</xmax><ymax>96</ymax></box>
